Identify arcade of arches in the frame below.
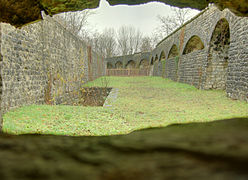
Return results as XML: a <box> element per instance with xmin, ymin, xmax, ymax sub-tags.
<box><xmin>105</xmin><ymin>6</ymin><xmax>247</xmax><ymax>102</ymax></box>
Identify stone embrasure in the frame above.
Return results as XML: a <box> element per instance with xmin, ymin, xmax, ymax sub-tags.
<box><xmin>0</xmin><ymin>0</ymin><xmax>248</xmax><ymax>27</ymax></box>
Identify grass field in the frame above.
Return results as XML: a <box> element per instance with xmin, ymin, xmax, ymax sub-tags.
<box><xmin>3</xmin><ymin>76</ymin><xmax>248</xmax><ymax>136</ymax></box>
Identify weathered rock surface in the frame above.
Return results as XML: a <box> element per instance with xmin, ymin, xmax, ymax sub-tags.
<box><xmin>0</xmin><ymin>0</ymin><xmax>248</xmax><ymax>27</ymax></box>
<box><xmin>0</xmin><ymin>118</ymin><xmax>248</xmax><ymax>179</ymax></box>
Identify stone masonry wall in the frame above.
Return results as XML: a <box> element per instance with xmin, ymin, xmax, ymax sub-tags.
<box><xmin>0</xmin><ymin>13</ymin><xmax>105</xmax><ymax>114</ymax></box>
<box><xmin>105</xmin><ymin>52</ymin><xmax>151</xmax><ymax>69</ymax></box>
<box><xmin>105</xmin><ymin>5</ymin><xmax>248</xmax><ymax>102</ymax></box>
<box><xmin>153</xmin><ymin>5</ymin><xmax>248</xmax><ymax>101</ymax></box>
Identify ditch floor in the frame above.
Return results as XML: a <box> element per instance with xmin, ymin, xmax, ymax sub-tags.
<box><xmin>80</xmin><ymin>87</ymin><xmax>112</xmax><ymax>106</ymax></box>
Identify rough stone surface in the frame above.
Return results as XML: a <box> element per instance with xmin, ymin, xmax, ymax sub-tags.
<box><xmin>0</xmin><ymin>13</ymin><xmax>105</xmax><ymax>115</ymax></box>
<box><xmin>105</xmin><ymin>5</ymin><xmax>248</xmax><ymax>102</ymax></box>
<box><xmin>1</xmin><ymin>0</ymin><xmax>248</xmax><ymax>27</ymax></box>
<box><xmin>0</xmin><ymin>118</ymin><xmax>248</xmax><ymax>179</ymax></box>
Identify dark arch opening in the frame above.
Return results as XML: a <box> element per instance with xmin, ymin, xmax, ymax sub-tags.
<box><xmin>107</xmin><ymin>62</ymin><xmax>113</xmax><ymax>69</ymax></box>
<box><xmin>125</xmin><ymin>60</ymin><xmax>136</xmax><ymax>69</ymax></box>
<box><xmin>150</xmin><ymin>57</ymin><xmax>154</xmax><ymax>65</ymax></box>
<box><xmin>154</xmin><ymin>55</ymin><xmax>158</xmax><ymax>62</ymax></box>
<box><xmin>115</xmin><ymin>61</ymin><xmax>123</xmax><ymax>69</ymax></box>
<box><xmin>205</xmin><ymin>18</ymin><xmax>230</xmax><ymax>90</ymax></box>
<box><xmin>183</xmin><ymin>35</ymin><xmax>204</xmax><ymax>54</ymax></box>
<box><xmin>168</xmin><ymin>45</ymin><xmax>179</xmax><ymax>59</ymax></box>
<box><xmin>159</xmin><ymin>51</ymin><xmax>166</xmax><ymax>61</ymax></box>
<box><xmin>139</xmin><ymin>59</ymin><xmax>149</xmax><ymax>69</ymax></box>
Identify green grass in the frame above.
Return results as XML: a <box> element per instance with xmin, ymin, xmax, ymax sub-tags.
<box><xmin>3</xmin><ymin>76</ymin><xmax>248</xmax><ymax>136</ymax></box>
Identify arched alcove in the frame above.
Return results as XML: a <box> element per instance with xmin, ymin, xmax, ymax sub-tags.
<box><xmin>125</xmin><ymin>60</ymin><xmax>136</xmax><ymax>69</ymax></box>
<box><xmin>168</xmin><ymin>45</ymin><xmax>179</xmax><ymax>59</ymax></box>
<box><xmin>115</xmin><ymin>61</ymin><xmax>123</xmax><ymax>69</ymax></box>
<box><xmin>150</xmin><ymin>57</ymin><xmax>154</xmax><ymax>65</ymax></box>
<box><xmin>159</xmin><ymin>51</ymin><xmax>166</xmax><ymax>61</ymax></box>
<box><xmin>183</xmin><ymin>35</ymin><xmax>204</xmax><ymax>54</ymax></box>
<box><xmin>107</xmin><ymin>62</ymin><xmax>113</xmax><ymax>69</ymax></box>
<box><xmin>139</xmin><ymin>59</ymin><xmax>149</xmax><ymax>69</ymax></box>
<box><xmin>154</xmin><ymin>55</ymin><xmax>159</xmax><ymax>62</ymax></box>
<box><xmin>205</xmin><ymin>18</ymin><xmax>230</xmax><ymax>90</ymax></box>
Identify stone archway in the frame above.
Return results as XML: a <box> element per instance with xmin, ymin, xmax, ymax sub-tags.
<box><xmin>204</xmin><ymin>18</ymin><xmax>230</xmax><ymax>90</ymax></box>
<box><xmin>125</xmin><ymin>60</ymin><xmax>136</xmax><ymax>69</ymax></box>
<box><xmin>139</xmin><ymin>59</ymin><xmax>149</xmax><ymax>69</ymax></box>
<box><xmin>150</xmin><ymin>57</ymin><xmax>154</xmax><ymax>65</ymax></box>
<box><xmin>168</xmin><ymin>45</ymin><xmax>179</xmax><ymax>59</ymax></box>
<box><xmin>183</xmin><ymin>35</ymin><xmax>204</xmax><ymax>54</ymax></box>
<box><xmin>154</xmin><ymin>55</ymin><xmax>159</xmax><ymax>62</ymax></box>
<box><xmin>107</xmin><ymin>62</ymin><xmax>113</xmax><ymax>69</ymax></box>
<box><xmin>149</xmin><ymin>57</ymin><xmax>154</xmax><ymax>76</ymax></box>
<box><xmin>167</xmin><ymin>45</ymin><xmax>180</xmax><ymax>80</ymax></box>
<box><xmin>115</xmin><ymin>61</ymin><xmax>123</xmax><ymax>69</ymax></box>
<box><xmin>153</xmin><ymin>55</ymin><xmax>160</xmax><ymax>76</ymax></box>
<box><xmin>159</xmin><ymin>51</ymin><xmax>166</xmax><ymax>77</ymax></box>
<box><xmin>159</xmin><ymin>51</ymin><xmax>166</xmax><ymax>61</ymax></box>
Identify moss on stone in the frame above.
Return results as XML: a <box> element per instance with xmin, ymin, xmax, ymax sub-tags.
<box><xmin>40</xmin><ymin>0</ymin><xmax>100</xmax><ymax>15</ymax></box>
<box><xmin>0</xmin><ymin>0</ymin><xmax>42</xmax><ymax>27</ymax></box>
<box><xmin>108</xmin><ymin>0</ymin><xmax>208</xmax><ymax>10</ymax></box>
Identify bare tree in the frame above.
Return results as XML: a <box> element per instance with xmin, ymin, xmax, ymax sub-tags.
<box><xmin>54</xmin><ymin>10</ymin><xmax>94</xmax><ymax>37</ymax></box>
<box><xmin>117</xmin><ymin>25</ymin><xmax>143</xmax><ymax>56</ymax></box>
<box><xmin>87</xmin><ymin>28</ymin><xmax>117</xmax><ymax>58</ymax></box>
<box><xmin>156</xmin><ymin>7</ymin><xmax>194</xmax><ymax>39</ymax></box>
<box><xmin>128</xmin><ymin>26</ymin><xmax>143</xmax><ymax>55</ymax></box>
<box><xmin>102</xmin><ymin>28</ymin><xmax>117</xmax><ymax>58</ymax></box>
<box><xmin>117</xmin><ymin>26</ymin><xmax>129</xmax><ymax>56</ymax></box>
<box><xmin>140</xmin><ymin>36</ymin><xmax>154</xmax><ymax>52</ymax></box>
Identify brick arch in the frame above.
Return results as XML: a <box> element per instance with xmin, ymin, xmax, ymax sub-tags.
<box><xmin>139</xmin><ymin>59</ymin><xmax>149</xmax><ymax>69</ymax></box>
<box><xmin>204</xmin><ymin>18</ymin><xmax>230</xmax><ymax>90</ymax></box>
<box><xmin>183</xmin><ymin>35</ymin><xmax>204</xmax><ymax>54</ymax></box>
<box><xmin>115</xmin><ymin>61</ymin><xmax>123</xmax><ymax>69</ymax></box>
<box><xmin>159</xmin><ymin>51</ymin><xmax>166</xmax><ymax>61</ymax></box>
<box><xmin>125</xmin><ymin>60</ymin><xmax>136</xmax><ymax>69</ymax></box>
<box><xmin>168</xmin><ymin>44</ymin><xmax>179</xmax><ymax>59</ymax></box>
<box><xmin>107</xmin><ymin>62</ymin><xmax>113</xmax><ymax>69</ymax></box>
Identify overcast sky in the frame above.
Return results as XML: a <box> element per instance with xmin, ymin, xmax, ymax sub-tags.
<box><xmin>85</xmin><ymin>0</ymin><xmax>199</xmax><ymax>36</ymax></box>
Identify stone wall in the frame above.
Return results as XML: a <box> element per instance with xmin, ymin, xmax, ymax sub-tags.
<box><xmin>0</xmin><ymin>13</ymin><xmax>105</xmax><ymax>114</ymax></box>
<box><xmin>105</xmin><ymin>52</ymin><xmax>150</xmax><ymax>69</ymax></box>
<box><xmin>105</xmin><ymin>5</ymin><xmax>248</xmax><ymax>102</ymax></box>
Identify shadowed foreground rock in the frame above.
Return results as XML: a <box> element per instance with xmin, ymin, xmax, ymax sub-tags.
<box><xmin>0</xmin><ymin>0</ymin><xmax>248</xmax><ymax>27</ymax></box>
<box><xmin>1</xmin><ymin>118</ymin><xmax>248</xmax><ymax>179</ymax></box>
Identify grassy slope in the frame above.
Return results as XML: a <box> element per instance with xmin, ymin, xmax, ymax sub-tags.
<box><xmin>3</xmin><ymin>76</ymin><xmax>248</xmax><ymax>136</ymax></box>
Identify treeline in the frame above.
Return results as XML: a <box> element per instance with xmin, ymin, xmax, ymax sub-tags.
<box><xmin>53</xmin><ymin>7</ymin><xmax>197</xmax><ymax>58</ymax></box>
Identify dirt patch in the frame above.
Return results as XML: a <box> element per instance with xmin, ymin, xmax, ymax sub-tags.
<box><xmin>79</xmin><ymin>87</ymin><xmax>112</xmax><ymax>106</ymax></box>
